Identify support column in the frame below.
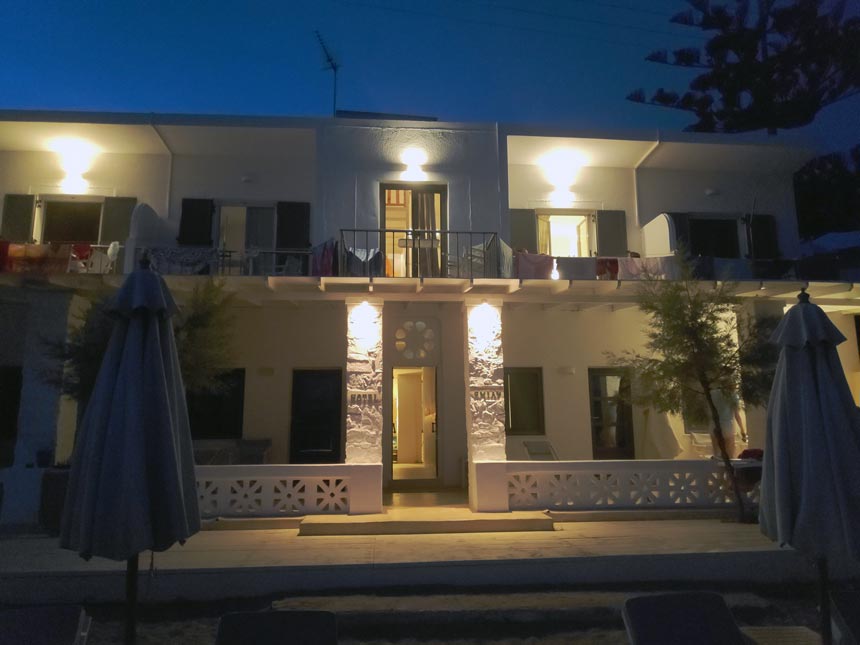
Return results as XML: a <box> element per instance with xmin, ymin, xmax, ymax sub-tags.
<box><xmin>345</xmin><ymin>301</ymin><xmax>383</xmax><ymax>464</ymax></box>
<box><xmin>466</xmin><ymin>302</ymin><xmax>506</xmax><ymax>462</ymax></box>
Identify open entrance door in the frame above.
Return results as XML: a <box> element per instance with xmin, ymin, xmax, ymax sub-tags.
<box><xmin>392</xmin><ymin>367</ymin><xmax>437</xmax><ymax>483</ymax></box>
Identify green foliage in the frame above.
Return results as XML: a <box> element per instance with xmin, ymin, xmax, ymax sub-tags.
<box><xmin>629</xmin><ymin>0</ymin><xmax>860</xmax><ymax>133</ymax></box>
<box><xmin>610</xmin><ymin>260</ymin><xmax>743</xmax><ymax>418</ymax></box>
<box><xmin>44</xmin><ymin>279</ymin><xmax>235</xmax><ymax>405</ymax></box>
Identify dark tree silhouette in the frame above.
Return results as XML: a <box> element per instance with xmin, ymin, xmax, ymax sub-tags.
<box><xmin>794</xmin><ymin>144</ymin><xmax>860</xmax><ymax>239</ymax></box>
<box><xmin>628</xmin><ymin>0</ymin><xmax>860</xmax><ymax>134</ymax></box>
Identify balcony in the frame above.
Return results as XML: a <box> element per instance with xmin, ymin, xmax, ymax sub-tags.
<box><xmin>0</xmin><ymin>242</ymin><xmax>123</xmax><ymax>275</ymax></box>
<box><xmin>339</xmin><ymin>229</ymin><xmax>501</xmax><ymax>279</ymax></box>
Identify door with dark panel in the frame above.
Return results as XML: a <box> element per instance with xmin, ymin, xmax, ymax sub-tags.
<box><xmin>510</xmin><ymin>209</ymin><xmax>538</xmax><ymax>253</ymax></box>
<box><xmin>1</xmin><ymin>195</ymin><xmax>35</xmax><ymax>242</ymax></box>
<box><xmin>595</xmin><ymin>210</ymin><xmax>628</xmax><ymax>257</ymax></box>
<box><xmin>290</xmin><ymin>369</ymin><xmax>343</xmax><ymax>464</ymax></box>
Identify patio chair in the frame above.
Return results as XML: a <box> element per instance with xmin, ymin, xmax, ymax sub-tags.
<box><xmin>0</xmin><ymin>605</ymin><xmax>91</xmax><ymax>644</ymax></box>
<box><xmin>215</xmin><ymin>610</ymin><xmax>337</xmax><ymax>645</ymax></box>
<box><xmin>622</xmin><ymin>592</ymin><xmax>753</xmax><ymax>645</ymax></box>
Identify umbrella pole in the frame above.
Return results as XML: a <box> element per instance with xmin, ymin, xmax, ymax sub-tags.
<box><xmin>125</xmin><ymin>554</ymin><xmax>139</xmax><ymax>645</ymax></box>
<box><xmin>817</xmin><ymin>557</ymin><xmax>832</xmax><ymax>645</ymax></box>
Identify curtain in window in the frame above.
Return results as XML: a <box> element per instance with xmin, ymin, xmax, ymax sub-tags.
<box><xmin>537</xmin><ymin>214</ymin><xmax>551</xmax><ymax>255</ymax></box>
<box><xmin>412</xmin><ymin>192</ymin><xmax>440</xmax><ymax>277</ymax></box>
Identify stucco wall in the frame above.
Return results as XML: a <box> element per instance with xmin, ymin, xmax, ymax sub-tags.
<box><xmin>636</xmin><ymin>168</ymin><xmax>800</xmax><ymax>258</ymax></box>
<box><xmin>501</xmin><ymin>305</ymin><xmax>689</xmax><ymax>461</ymax></box>
<box><xmin>507</xmin><ymin>164</ymin><xmax>639</xmax><ymax>252</ymax></box>
<box><xmin>0</xmin><ymin>150</ymin><xmax>168</xmax><ymax>229</ymax></box>
<box><xmin>230</xmin><ymin>302</ymin><xmax>346</xmax><ymax>463</ymax></box>
<box><xmin>316</xmin><ymin>123</ymin><xmax>502</xmax><ymax>244</ymax></box>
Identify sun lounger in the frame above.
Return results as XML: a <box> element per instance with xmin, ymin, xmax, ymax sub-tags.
<box><xmin>622</xmin><ymin>592</ymin><xmax>753</xmax><ymax>645</ymax></box>
<box><xmin>216</xmin><ymin>610</ymin><xmax>337</xmax><ymax>645</ymax></box>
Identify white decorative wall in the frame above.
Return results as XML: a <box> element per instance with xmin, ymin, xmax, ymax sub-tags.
<box><xmin>345</xmin><ymin>302</ymin><xmax>383</xmax><ymax>464</ymax></box>
<box><xmin>466</xmin><ymin>303</ymin><xmax>506</xmax><ymax>461</ymax></box>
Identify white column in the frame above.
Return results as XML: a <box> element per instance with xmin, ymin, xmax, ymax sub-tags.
<box><xmin>466</xmin><ymin>302</ymin><xmax>507</xmax><ymax>462</ymax></box>
<box><xmin>345</xmin><ymin>301</ymin><xmax>383</xmax><ymax>464</ymax></box>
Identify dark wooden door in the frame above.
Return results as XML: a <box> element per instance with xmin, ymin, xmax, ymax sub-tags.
<box><xmin>290</xmin><ymin>369</ymin><xmax>343</xmax><ymax>463</ymax></box>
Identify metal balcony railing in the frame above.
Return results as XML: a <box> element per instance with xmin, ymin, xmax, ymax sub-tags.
<box><xmin>340</xmin><ymin>229</ymin><xmax>500</xmax><ymax>278</ymax></box>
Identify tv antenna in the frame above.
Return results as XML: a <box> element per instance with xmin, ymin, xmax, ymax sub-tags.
<box><xmin>315</xmin><ymin>31</ymin><xmax>340</xmax><ymax>116</ymax></box>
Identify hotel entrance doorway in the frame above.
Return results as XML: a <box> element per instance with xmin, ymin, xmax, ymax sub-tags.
<box><xmin>391</xmin><ymin>367</ymin><xmax>437</xmax><ymax>483</ymax></box>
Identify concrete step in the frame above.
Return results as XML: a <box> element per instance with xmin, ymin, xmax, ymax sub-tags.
<box><xmin>298</xmin><ymin>507</ymin><xmax>555</xmax><ymax>536</ymax></box>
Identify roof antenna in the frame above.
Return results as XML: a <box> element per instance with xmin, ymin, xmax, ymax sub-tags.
<box><xmin>315</xmin><ymin>31</ymin><xmax>340</xmax><ymax>117</ymax></box>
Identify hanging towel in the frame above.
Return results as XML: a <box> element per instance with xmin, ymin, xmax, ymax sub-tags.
<box><xmin>555</xmin><ymin>256</ymin><xmax>597</xmax><ymax>280</ymax></box>
<box><xmin>595</xmin><ymin>257</ymin><xmax>619</xmax><ymax>280</ymax></box>
<box><xmin>617</xmin><ymin>257</ymin><xmax>646</xmax><ymax>280</ymax></box>
<box><xmin>515</xmin><ymin>252</ymin><xmax>553</xmax><ymax>279</ymax></box>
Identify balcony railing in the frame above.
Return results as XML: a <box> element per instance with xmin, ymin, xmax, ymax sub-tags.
<box><xmin>0</xmin><ymin>242</ymin><xmax>123</xmax><ymax>275</ymax></box>
<box><xmin>340</xmin><ymin>229</ymin><xmax>500</xmax><ymax>278</ymax></box>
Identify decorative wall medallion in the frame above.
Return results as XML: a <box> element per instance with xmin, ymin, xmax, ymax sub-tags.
<box><xmin>393</xmin><ymin>318</ymin><xmax>439</xmax><ymax>362</ymax></box>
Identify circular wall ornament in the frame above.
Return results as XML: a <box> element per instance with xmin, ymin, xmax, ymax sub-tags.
<box><xmin>393</xmin><ymin>318</ymin><xmax>439</xmax><ymax>362</ymax></box>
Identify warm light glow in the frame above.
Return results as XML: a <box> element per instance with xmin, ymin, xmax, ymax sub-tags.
<box><xmin>550</xmin><ymin>259</ymin><xmax>560</xmax><ymax>280</ymax></box>
<box><xmin>400</xmin><ymin>146</ymin><xmax>428</xmax><ymax>181</ymax></box>
<box><xmin>48</xmin><ymin>137</ymin><xmax>100</xmax><ymax>194</ymax></box>
<box><xmin>468</xmin><ymin>302</ymin><xmax>501</xmax><ymax>354</ymax></box>
<box><xmin>348</xmin><ymin>301</ymin><xmax>381</xmax><ymax>352</ymax></box>
<box><xmin>549</xmin><ymin>189</ymin><xmax>576</xmax><ymax>208</ymax></box>
<box><xmin>548</xmin><ymin>215</ymin><xmax>584</xmax><ymax>256</ymax></box>
<box><xmin>538</xmin><ymin>148</ymin><xmax>587</xmax><ymax>189</ymax></box>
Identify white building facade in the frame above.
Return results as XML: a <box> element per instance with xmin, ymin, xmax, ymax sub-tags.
<box><xmin>1</xmin><ymin>111</ymin><xmax>858</xmax><ymax>526</ymax></box>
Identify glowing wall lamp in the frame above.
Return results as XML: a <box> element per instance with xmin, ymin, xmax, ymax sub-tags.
<box><xmin>538</xmin><ymin>149</ymin><xmax>587</xmax><ymax>208</ymax></box>
<box><xmin>348</xmin><ymin>300</ymin><xmax>382</xmax><ymax>352</ymax></box>
<box><xmin>48</xmin><ymin>137</ymin><xmax>100</xmax><ymax>194</ymax></box>
<box><xmin>400</xmin><ymin>147</ymin><xmax>428</xmax><ymax>181</ymax></box>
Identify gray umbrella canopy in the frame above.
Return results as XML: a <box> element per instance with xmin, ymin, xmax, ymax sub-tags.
<box><xmin>759</xmin><ymin>292</ymin><xmax>860</xmax><ymax>567</ymax></box>
<box><xmin>60</xmin><ymin>267</ymin><xmax>200</xmax><ymax>561</ymax></box>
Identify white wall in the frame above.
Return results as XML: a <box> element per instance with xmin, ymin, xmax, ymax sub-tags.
<box><xmin>832</xmin><ymin>312</ymin><xmax>860</xmax><ymax>405</ymax></box>
<box><xmin>507</xmin><ymin>164</ymin><xmax>640</xmax><ymax>253</ymax></box>
<box><xmin>317</xmin><ymin>123</ymin><xmax>502</xmax><ymax>244</ymax></box>
<box><xmin>636</xmin><ymin>168</ymin><xmax>800</xmax><ymax>258</ymax></box>
<box><xmin>0</xmin><ymin>150</ymin><xmax>168</xmax><ymax>228</ymax></box>
<box><xmin>502</xmin><ymin>305</ymin><xmax>687</xmax><ymax>461</ymax></box>
<box><xmin>230</xmin><ymin>302</ymin><xmax>346</xmax><ymax>463</ymax></box>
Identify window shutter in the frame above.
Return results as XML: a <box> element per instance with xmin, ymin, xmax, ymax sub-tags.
<box><xmin>595</xmin><ymin>210</ymin><xmax>628</xmax><ymax>257</ymax></box>
<box><xmin>276</xmin><ymin>202</ymin><xmax>310</xmax><ymax>248</ymax></box>
<box><xmin>1</xmin><ymin>194</ymin><xmax>35</xmax><ymax>242</ymax></box>
<box><xmin>100</xmin><ymin>197</ymin><xmax>137</xmax><ymax>243</ymax></box>
<box><xmin>509</xmin><ymin>209</ymin><xmax>538</xmax><ymax>253</ymax></box>
<box><xmin>750</xmin><ymin>214</ymin><xmax>779</xmax><ymax>259</ymax></box>
<box><xmin>177</xmin><ymin>198</ymin><xmax>214</xmax><ymax>246</ymax></box>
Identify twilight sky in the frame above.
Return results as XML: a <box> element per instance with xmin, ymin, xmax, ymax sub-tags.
<box><xmin>3</xmin><ymin>0</ymin><xmax>858</xmax><ymax>152</ymax></box>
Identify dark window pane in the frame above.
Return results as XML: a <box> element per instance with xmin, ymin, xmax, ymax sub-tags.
<box><xmin>504</xmin><ymin>367</ymin><xmax>545</xmax><ymax>435</ymax></box>
<box><xmin>588</xmin><ymin>368</ymin><xmax>634</xmax><ymax>460</ymax></box>
<box><xmin>0</xmin><ymin>365</ymin><xmax>23</xmax><ymax>468</ymax></box>
<box><xmin>688</xmin><ymin>219</ymin><xmax>740</xmax><ymax>258</ymax></box>
<box><xmin>43</xmin><ymin>201</ymin><xmax>102</xmax><ymax>243</ymax></box>
<box><xmin>186</xmin><ymin>369</ymin><xmax>245</xmax><ymax>440</ymax></box>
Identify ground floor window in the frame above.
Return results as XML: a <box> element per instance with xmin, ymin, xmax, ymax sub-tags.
<box><xmin>0</xmin><ymin>365</ymin><xmax>23</xmax><ymax>468</ymax></box>
<box><xmin>290</xmin><ymin>369</ymin><xmax>343</xmax><ymax>464</ymax></box>
<box><xmin>588</xmin><ymin>368</ymin><xmax>634</xmax><ymax>460</ymax></box>
<box><xmin>504</xmin><ymin>367</ymin><xmax>545</xmax><ymax>435</ymax></box>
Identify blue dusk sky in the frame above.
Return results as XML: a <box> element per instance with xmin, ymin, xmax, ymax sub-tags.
<box><xmin>3</xmin><ymin>0</ymin><xmax>858</xmax><ymax>152</ymax></box>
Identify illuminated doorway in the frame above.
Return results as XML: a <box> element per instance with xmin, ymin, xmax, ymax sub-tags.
<box><xmin>392</xmin><ymin>366</ymin><xmax>437</xmax><ymax>481</ymax></box>
<box><xmin>380</xmin><ymin>185</ymin><xmax>447</xmax><ymax>277</ymax></box>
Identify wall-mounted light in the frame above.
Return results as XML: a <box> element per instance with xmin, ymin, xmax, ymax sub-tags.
<box><xmin>468</xmin><ymin>302</ymin><xmax>501</xmax><ymax>354</ymax></box>
<box><xmin>47</xmin><ymin>137</ymin><xmax>100</xmax><ymax>194</ymax></box>
<box><xmin>400</xmin><ymin>147</ymin><xmax>428</xmax><ymax>181</ymax></box>
<box><xmin>348</xmin><ymin>300</ymin><xmax>382</xmax><ymax>352</ymax></box>
<box><xmin>539</xmin><ymin>149</ymin><xmax>586</xmax><ymax>207</ymax></box>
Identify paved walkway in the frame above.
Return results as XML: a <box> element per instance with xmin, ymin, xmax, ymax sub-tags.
<box><xmin>0</xmin><ymin>519</ymin><xmax>816</xmax><ymax>604</ymax></box>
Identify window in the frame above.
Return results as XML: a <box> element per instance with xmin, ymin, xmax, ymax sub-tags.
<box><xmin>0</xmin><ymin>366</ymin><xmax>23</xmax><ymax>468</ymax></box>
<box><xmin>536</xmin><ymin>211</ymin><xmax>592</xmax><ymax>257</ymax></box>
<box><xmin>588</xmin><ymin>368</ymin><xmax>634</xmax><ymax>460</ymax></box>
<box><xmin>42</xmin><ymin>201</ymin><xmax>102</xmax><ymax>243</ymax></box>
<box><xmin>504</xmin><ymin>367</ymin><xmax>545</xmax><ymax>435</ymax></box>
<box><xmin>379</xmin><ymin>184</ymin><xmax>448</xmax><ymax>278</ymax></box>
<box><xmin>688</xmin><ymin>218</ymin><xmax>741</xmax><ymax>258</ymax></box>
<box><xmin>186</xmin><ymin>369</ymin><xmax>245</xmax><ymax>440</ymax></box>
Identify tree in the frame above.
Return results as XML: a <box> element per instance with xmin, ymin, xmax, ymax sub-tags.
<box><xmin>628</xmin><ymin>0</ymin><xmax>860</xmax><ymax>134</ymax></box>
<box><xmin>45</xmin><ymin>279</ymin><xmax>235</xmax><ymax>426</ymax></box>
<box><xmin>794</xmin><ymin>143</ymin><xmax>860</xmax><ymax>239</ymax></box>
<box><xmin>609</xmin><ymin>260</ymin><xmax>776</xmax><ymax>521</ymax></box>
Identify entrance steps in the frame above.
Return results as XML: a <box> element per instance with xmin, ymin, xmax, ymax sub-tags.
<box><xmin>297</xmin><ymin>506</ymin><xmax>555</xmax><ymax>536</ymax></box>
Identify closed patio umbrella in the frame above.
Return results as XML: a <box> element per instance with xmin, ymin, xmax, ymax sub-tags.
<box><xmin>60</xmin><ymin>262</ymin><xmax>200</xmax><ymax>644</ymax></box>
<box><xmin>759</xmin><ymin>290</ymin><xmax>860</xmax><ymax>644</ymax></box>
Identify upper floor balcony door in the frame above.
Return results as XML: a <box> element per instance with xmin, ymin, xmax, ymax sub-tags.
<box><xmin>380</xmin><ymin>184</ymin><xmax>447</xmax><ymax>278</ymax></box>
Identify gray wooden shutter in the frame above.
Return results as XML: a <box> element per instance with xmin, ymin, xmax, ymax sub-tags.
<box><xmin>1</xmin><ymin>194</ymin><xmax>35</xmax><ymax>242</ymax></box>
<box><xmin>510</xmin><ymin>209</ymin><xmax>538</xmax><ymax>253</ymax></box>
<box><xmin>177</xmin><ymin>198</ymin><xmax>214</xmax><ymax>246</ymax></box>
<box><xmin>100</xmin><ymin>197</ymin><xmax>137</xmax><ymax>243</ymax></box>
<box><xmin>595</xmin><ymin>210</ymin><xmax>628</xmax><ymax>257</ymax></box>
<box><xmin>276</xmin><ymin>202</ymin><xmax>311</xmax><ymax>248</ymax></box>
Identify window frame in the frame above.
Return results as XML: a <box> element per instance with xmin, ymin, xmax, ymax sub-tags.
<box><xmin>503</xmin><ymin>366</ymin><xmax>546</xmax><ymax>436</ymax></box>
<box><xmin>587</xmin><ymin>367</ymin><xmax>635</xmax><ymax>460</ymax></box>
<box><xmin>38</xmin><ymin>194</ymin><xmax>105</xmax><ymax>244</ymax></box>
